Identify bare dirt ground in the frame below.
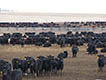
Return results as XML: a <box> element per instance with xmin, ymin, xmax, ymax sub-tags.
<box><xmin>0</xmin><ymin>44</ymin><xmax>106</xmax><ymax>80</ymax></box>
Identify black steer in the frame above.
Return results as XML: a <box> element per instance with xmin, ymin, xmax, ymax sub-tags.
<box><xmin>97</xmin><ymin>55</ymin><xmax>106</xmax><ymax>71</ymax></box>
<box><xmin>72</xmin><ymin>45</ymin><xmax>79</xmax><ymax>57</ymax></box>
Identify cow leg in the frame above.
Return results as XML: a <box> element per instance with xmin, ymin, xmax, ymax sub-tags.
<box><xmin>72</xmin><ymin>52</ymin><xmax>76</xmax><ymax>58</ymax></box>
<box><xmin>75</xmin><ymin>53</ymin><xmax>76</xmax><ymax>57</ymax></box>
<box><xmin>98</xmin><ymin>67</ymin><xmax>103</xmax><ymax>72</ymax></box>
<box><xmin>75</xmin><ymin>53</ymin><xmax>77</xmax><ymax>57</ymax></box>
<box><xmin>30</xmin><ymin>68</ymin><xmax>33</xmax><ymax>74</ymax></box>
<box><xmin>74</xmin><ymin>53</ymin><xmax>75</xmax><ymax>57</ymax></box>
<box><xmin>23</xmin><ymin>68</ymin><xmax>28</xmax><ymax>76</ymax></box>
<box><xmin>72</xmin><ymin>52</ymin><xmax>74</xmax><ymax>57</ymax></box>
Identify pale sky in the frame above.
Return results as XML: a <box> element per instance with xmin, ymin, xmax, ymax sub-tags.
<box><xmin>0</xmin><ymin>0</ymin><xmax>106</xmax><ymax>13</ymax></box>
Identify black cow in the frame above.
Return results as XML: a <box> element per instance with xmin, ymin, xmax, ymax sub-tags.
<box><xmin>87</xmin><ymin>43</ymin><xmax>98</xmax><ymax>55</ymax></box>
<box><xmin>31</xmin><ymin>59</ymin><xmax>44</xmax><ymax>76</ymax></box>
<box><xmin>36</xmin><ymin>55</ymin><xmax>60</xmax><ymax>76</ymax></box>
<box><xmin>12</xmin><ymin>58</ymin><xmax>28</xmax><ymax>74</ymax></box>
<box><xmin>97</xmin><ymin>55</ymin><xmax>106</xmax><ymax>71</ymax></box>
<box><xmin>24</xmin><ymin>56</ymin><xmax>45</xmax><ymax>76</ymax></box>
<box><xmin>72</xmin><ymin>45</ymin><xmax>79</xmax><ymax>57</ymax></box>
<box><xmin>55</xmin><ymin>57</ymin><xmax>64</xmax><ymax>73</ymax></box>
<box><xmin>0</xmin><ymin>60</ymin><xmax>11</xmax><ymax>76</ymax></box>
<box><xmin>24</xmin><ymin>56</ymin><xmax>36</xmax><ymax>74</ymax></box>
<box><xmin>57</xmin><ymin>51</ymin><xmax>68</xmax><ymax>59</ymax></box>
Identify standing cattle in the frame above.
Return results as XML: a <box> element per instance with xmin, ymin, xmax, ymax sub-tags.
<box><xmin>72</xmin><ymin>45</ymin><xmax>79</xmax><ymax>57</ymax></box>
<box><xmin>31</xmin><ymin>59</ymin><xmax>43</xmax><ymax>76</ymax></box>
<box><xmin>55</xmin><ymin>57</ymin><xmax>64</xmax><ymax>74</ymax></box>
<box><xmin>12</xmin><ymin>58</ymin><xmax>28</xmax><ymax>74</ymax></box>
<box><xmin>24</xmin><ymin>56</ymin><xmax>36</xmax><ymax>74</ymax></box>
<box><xmin>97</xmin><ymin>55</ymin><xmax>106</xmax><ymax>71</ymax></box>
<box><xmin>24</xmin><ymin>56</ymin><xmax>44</xmax><ymax>76</ymax></box>
<box><xmin>0</xmin><ymin>60</ymin><xmax>11</xmax><ymax>77</ymax></box>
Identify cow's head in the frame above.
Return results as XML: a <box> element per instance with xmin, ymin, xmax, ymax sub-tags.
<box><xmin>97</xmin><ymin>54</ymin><xmax>105</xmax><ymax>60</ymax></box>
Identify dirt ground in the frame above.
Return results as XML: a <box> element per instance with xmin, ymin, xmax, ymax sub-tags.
<box><xmin>0</xmin><ymin>44</ymin><xmax>106</xmax><ymax>80</ymax></box>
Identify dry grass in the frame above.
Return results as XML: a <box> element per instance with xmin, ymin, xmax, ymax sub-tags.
<box><xmin>0</xmin><ymin>44</ymin><xmax>106</xmax><ymax>80</ymax></box>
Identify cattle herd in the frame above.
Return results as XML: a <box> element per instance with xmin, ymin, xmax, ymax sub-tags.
<box><xmin>0</xmin><ymin>21</ymin><xmax>106</xmax><ymax>28</ymax></box>
<box><xmin>0</xmin><ymin>31</ymin><xmax>106</xmax><ymax>79</ymax></box>
<box><xmin>0</xmin><ymin>21</ymin><xmax>106</xmax><ymax>80</ymax></box>
<box><xmin>0</xmin><ymin>51</ymin><xmax>68</xmax><ymax>80</ymax></box>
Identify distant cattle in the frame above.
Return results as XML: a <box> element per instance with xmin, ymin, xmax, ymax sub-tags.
<box><xmin>43</xmin><ymin>41</ymin><xmax>51</xmax><ymax>47</ymax></box>
<box><xmin>87</xmin><ymin>43</ymin><xmax>98</xmax><ymax>55</ymax></box>
<box><xmin>1</xmin><ymin>31</ymin><xmax>106</xmax><ymax>49</ymax></box>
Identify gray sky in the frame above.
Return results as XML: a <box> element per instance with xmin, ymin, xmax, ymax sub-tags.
<box><xmin>0</xmin><ymin>0</ymin><xmax>106</xmax><ymax>13</ymax></box>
